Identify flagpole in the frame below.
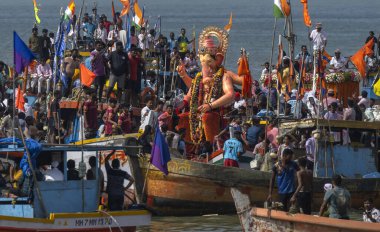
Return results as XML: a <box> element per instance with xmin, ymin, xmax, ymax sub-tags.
<box><xmin>266</xmin><ymin>17</ymin><xmax>277</xmax><ymax>122</ymax></box>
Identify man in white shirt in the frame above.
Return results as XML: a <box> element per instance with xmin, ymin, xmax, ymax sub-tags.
<box><xmin>309</xmin><ymin>23</ymin><xmax>327</xmax><ymax>51</ymax></box>
<box><xmin>36</xmin><ymin>58</ymin><xmax>52</xmax><ymax>94</ymax></box>
<box><xmin>94</xmin><ymin>22</ymin><xmax>107</xmax><ymax>45</ymax></box>
<box><xmin>358</xmin><ymin>90</ymin><xmax>370</xmax><ymax>108</ymax></box>
<box><xmin>329</xmin><ymin>49</ymin><xmax>348</xmax><ymax>72</ymax></box>
<box><xmin>138</xmin><ymin>27</ymin><xmax>147</xmax><ymax>51</ymax></box>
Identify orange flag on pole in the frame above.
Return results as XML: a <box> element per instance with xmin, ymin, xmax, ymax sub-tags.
<box><xmin>350</xmin><ymin>38</ymin><xmax>375</xmax><ymax>78</ymax></box>
<box><xmin>224</xmin><ymin>12</ymin><xmax>233</xmax><ymax>33</ymax></box>
<box><xmin>237</xmin><ymin>50</ymin><xmax>252</xmax><ymax>98</ymax></box>
<box><xmin>15</xmin><ymin>87</ymin><xmax>25</xmax><ymax>112</ymax></box>
<box><xmin>120</xmin><ymin>0</ymin><xmax>130</xmax><ymax>17</ymax></box>
<box><xmin>301</xmin><ymin>0</ymin><xmax>312</xmax><ymax>27</ymax></box>
<box><xmin>280</xmin><ymin>0</ymin><xmax>291</xmax><ymax>17</ymax></box>
<box><xmin>80</xmin><ymin>64</ymin><xmax>96</xmax><ymax>87</ymax></box>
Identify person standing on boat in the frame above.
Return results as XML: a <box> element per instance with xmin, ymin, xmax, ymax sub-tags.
<box><xmin>91</xmin><ymin>40</ymin><xmax>108</xmax><ymax>102</ymax></box>
<box><xmin>223</xmin><ymin>130</ymin><xmax>244</xmax><ymax>167</ymax></box>
<box><xmin>167</xmin><ymin>32</ymin><xmax>177</xmax><ymax>53</ymax></box>
<box><xmin>319</xmin><ymin>174</ymin><xmax>351</xmax><ymax>219</ymax></box>
<box><xmin>105</xmin><ymin>151</ymin><xmax>135</xmax><ymax>211</ymax></box>
<box><xmin>365</xmin><ymin>31</ymin><xmax>377</xmax><ymax>52</ymax></box>
<box><xmin>40</xmin><ymin>29</ymin><xmax>52</xmax><ymax>61</ymax></box>
<box><xmin>62</xmin><ymin>49</ymin><xmax>80</xmax><ymax>97</ymax></box>
<box><xmin>309</xmin><ymin>23</ymin><xmax>327</xmax><ymax>52</ymax></box>
<box><xmin>290</xmin><ymin>157</ymin><xmax>313</xmax><ymax>214</ymax></box>
<box><xmin>94</xmin><ymin>22</ymin><xmax>108</xmax><ymax>45</ymax></box>
<box><xmin>305</xmin><ymin>130</ymin><xmax>318</xmax><ymax>170</ymax></box>
<box><xmin>83</xmin><ymin>93</ymin><xmax>98</xmax><ymax>139</ymax></box>
<box><xmin>177</xmin><ymin>28</ymin><xmax>194</xmax><ymax>60</ymax></box>
<box><xmin>323</xmin><ymin>89</ymin><xmax>339</xmax><ymax>110</ymax></box>
<box><xmin>267</xmin><ymin>148</ymin><xmax>299</xmax><ymax>212</ymax></box>
<box><xmin>106</xmin><ymin>41</ymin><xmax>130</xmax><ymax>102</ymax></box>
<box><xmin>28</xmin><ymin>27</ymin><xmax>41</xmax><ymax>60</ymax></box>
<box><xmin>363</xmin><ymin>198</ymin><xmax>380</xmax><ymax>223</ymax></box>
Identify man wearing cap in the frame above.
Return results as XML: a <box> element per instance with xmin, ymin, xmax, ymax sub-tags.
<box><xmin>223</xmin><ymin>130</ymin><xmax>244</xmax><ymax>168</ymax></box>
<box><xmin>309</xmin><ymin>23</ymin><xmax>327</xmax><ymax>52</ymax></box>
<box><xmin>329</xmin><ymin>49</ymin><xmax>348</xmax><ymax>72</ymax></box>
<box><xmin>323</xmin><ymin>89</ymin><xmax>339</xmax><ymax>110</ymax></box>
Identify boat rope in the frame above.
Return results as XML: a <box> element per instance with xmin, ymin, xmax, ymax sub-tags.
<box><xmin>97</xmin><ymin>210</ymin><xmax>123</xmax><ymax>232</ymax></box>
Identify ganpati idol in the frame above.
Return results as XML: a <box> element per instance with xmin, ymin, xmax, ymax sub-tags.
<box><xmin>177</xmin><ymin>26</ymin><xmax>248</xmax><ymax>144</ymax></box>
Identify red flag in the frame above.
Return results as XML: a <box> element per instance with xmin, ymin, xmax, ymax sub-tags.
<box><xmin>280</xmin><ymin>0</ymin><xmax>291</xmax><ymax>17</ymax></box>
<box><xmin>350</xmin><ymin>38</ymin><xmax>374</xmax><ymax>78</ymax></box>
<box><xmin>80</xmin><ymin>64</ymin><xmax>96</xmax><ymax>87</ymax></box>
<box><xmin>15</xmin><ymin>87</ymin><xmax>25</xmax><ymax>112</ymax></box>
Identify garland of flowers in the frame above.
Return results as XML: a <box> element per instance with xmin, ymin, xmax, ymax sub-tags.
<box><xmin>189</xmin><ymin>66</ymin><xmax>224</xmax><ymax>144</ymax></box>
<box><xmin>325</xmin><ymin>71</ymin><xmax>360</xmax><ymax>83</ymax></box>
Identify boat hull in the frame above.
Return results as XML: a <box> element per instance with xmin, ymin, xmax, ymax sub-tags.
<box><xmin>131</xmin><ymin>156</ymin><xmax>380</xmax><ymax>216</ymax></box>
<box><xmin>249</xmin><ymin>207</ymin><xmax>379</xmax><ymax>232</ymax></box>
<box><xmin>0</xmin><ymin>210</ymin><xmax>151</xmax><ymax>232</ymax></box>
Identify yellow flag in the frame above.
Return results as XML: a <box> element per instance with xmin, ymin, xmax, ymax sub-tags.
<box><xmin>224</xmin><ymin>13</ymin><xmax>232</xmax><ymax>33</ymax></box>
<box><xmin>33</xmin><ymin>0</ymin><xmax>41</xmax><ymax>24</ymax></box>
<box><xmin>373</xmin><ymin>77</ymin><xmax>380</xmax><ymax>96</ymax></box>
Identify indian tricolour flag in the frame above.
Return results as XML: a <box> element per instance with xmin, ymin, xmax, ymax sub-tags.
<box><xmin>273</xmin><ymin>0</ymin><xmax>290</xmax><ymax>18</ymax></box>
<box><xmin>64</xmin><ymin>0</ymin><xmax>75</xmax><ymax>20</ymax></box>
<box><xmin>133</xmin><ymin>1</ymin><xmax>143</xmax><ymax>27</ymax></box>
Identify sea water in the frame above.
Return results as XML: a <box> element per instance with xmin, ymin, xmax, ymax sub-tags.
<box><xmin>0</xmin><ymin>0</ymin><xmax>375</xmax><ymax>230</ymax></box>
<box><xmin>1</xmin><ymin>0</ymin><xmax>380</xmax><ymax>78</ymax></box>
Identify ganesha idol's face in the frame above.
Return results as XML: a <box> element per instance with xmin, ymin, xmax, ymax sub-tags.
<box><xmin>199</xmin><ymin>53</ymin><xmax>224</xmax><ymax>76</ymax></box>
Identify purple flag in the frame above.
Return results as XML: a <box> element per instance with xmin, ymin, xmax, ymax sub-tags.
<box><xmin>14</xmin><ymin>31</ymin><xmax>35</xmax><ymax>74</ymax></box>
<box><xmin>150</xmin><ymin>127</ymin><xmax>171</xmax><ymax>175</ymax></box>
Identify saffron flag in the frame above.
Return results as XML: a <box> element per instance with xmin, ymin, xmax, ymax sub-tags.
<box><xmin>301</xmin><ymin>0</ymin><xmax>311</xmax><ymax>27</ymax></box>
<box><xmin>80</xmin><ymin>63</ymin><xmax>96</xmax><ymax>87</ymax></box>
<box><xmin>274</xmin><ymin>0</ymin><xmax>290</xmax><ymax>18</ymax></box>
<box><xmin>237</xmin><ymin>51</ymin><xmax>252</xmax><ymax>98</ymax></box>
<box><xmin>15</xmin><ymin>87</ymin><xmax>25</xmax><ymax>112</ymax></box>
<box><xmin>32</xmin><ymin>0</ymin><xmax>41</xmax><ymax>24</ymax></box>
<box><xmin>14</xmin><ymin>31</ymin><xmax>35</xmax><ymax>74</ymax></box>
<box><xmin>120</xmin><ymin>0</ymin><xmax>130</xmax><ymax>17</ymax></box>
<box><xmin>224</xmin><ymin>12</ymin><xmax>233</xmax><ymax>33</ymax></box>
<box><xmin>321</xmin><ymin>50</ymin><xmax>331</xmax><ymax>71</ymax></box>
<box><xmin>64</xmin><ymin>0</ymin><xmax>75</xmax><ymax>20</ymax></box>
<box><xmin>150</xmin><ymin>127</ymin><xmax>171</xmax><ymax>175</ymax></box>
<box><xmin>133</xmin><ymin>0</ymin><xmax>143</xmax><ymax>27</ymax></box>
<box><xmin>350</xmin><ymin>38</ymin><xmax>374</xmax><ymax>78</ymax></box>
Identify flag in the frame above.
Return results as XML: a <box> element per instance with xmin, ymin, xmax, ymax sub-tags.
<box><xmin>132</xmin><ymin>0</ymin><xmax>143</xmax><ymax>27</ymax></box>
<box><xmin>150</xmin><ymin>127</ymin><xmax>171</xmax><ymax>175</ymax></box>
<box><xmin>224</xmin><ymin>12</ymin><xmax>233</xmax><ymax>33</ymax></box>
<box><xmin>373</xmin><ymin>77</ymin><xmax>380</xmax><ymax>96</ymax></box>
<box><xmin>33</xmin><ymin>0</ymin><xmax>41</xmax><ymax>24</ymax></box>
<box><xmin>276</xmin><ymin>35</ymin><xmax>283</xmax><ymax>90</ymax></box>
<box><xmin>80</xmin><ymin>63</ymin><xmax>96</xmax><ymax>87</ymax></box>
<box><xmin>15</xmin><ymin>87</ymin><xmax>25</xmax><ymax>112</ymax></box>
<box><xmin>238</xmin><ymin>53</ymin><xmax>252</xmax><ymax>99</ymax></box>
<box><xmin>350</xmin><ymin>38</ymin><xmax>375</xmax><ymax>78</ymax></box>
<box><xmin>64</xmin><ymin>0</ymin><xmax>75</xmax><ymax>20</ymax></box>
<box><xmin>125</xmin><ymin>13</ymin><xmax>131</xmax><ymax>51</ymax></box>
<box><xmin>301</xmin><ymin>0</ymin><xmax>311</xmax><ymax>27</ymax></box>
<box><xmin>274</xmin><ymin>0</ymin><xmax>290</xmax><ymax>18</ymax></box>
<box><xmin>120</xmin><ymin>0</ymin><xmax>130</xmax><ymax>17</ymax></box>
<box><xmin>321</xmin><ymin>50</ymin><xmax>331</xmax><ymax>71</ymax></box>
<box><xmin>112</xmin><ymin>0</ymin><xmax>117</xmax><ymax>24</ymax></box>
<box><xmin>14</xmin><ymin>31</ymin><xmax>35</xmax><ymax>74</ymax></box>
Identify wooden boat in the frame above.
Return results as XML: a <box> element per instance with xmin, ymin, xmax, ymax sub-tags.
<box><xmin>231</xmin><ymin>187</ymin><xmax>380</xmax><ymax>232</ymax></box>
<box><xmin>0</xmin><ymin>141</ymin><xmax>151</xmax><ymax>232</ymax></box>
<box><xmin>128</xmin><ymin>119</ymin><xmax>380</xmax><ymax>216</ymax></box>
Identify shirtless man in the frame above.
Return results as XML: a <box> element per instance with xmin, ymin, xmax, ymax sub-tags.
<box><xmin>62</xmin><ymin>49</ymin><xmax>80</xmax><ymax>97</ymax></box>
<box><xmin>290</xmin><ymin>157</ymin><xmax>313</xmax><ymax>214</ymax></box>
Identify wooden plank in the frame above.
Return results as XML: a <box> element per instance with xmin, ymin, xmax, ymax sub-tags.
<box><xmin>231</xmin><ymin>188</ymin><xmax>253</xmax><ymax>232</ymax></box>
<box><xmin>279</xmin><ymin>119</ymin><xmax>380</xmax><ymax>130</ymax></box>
